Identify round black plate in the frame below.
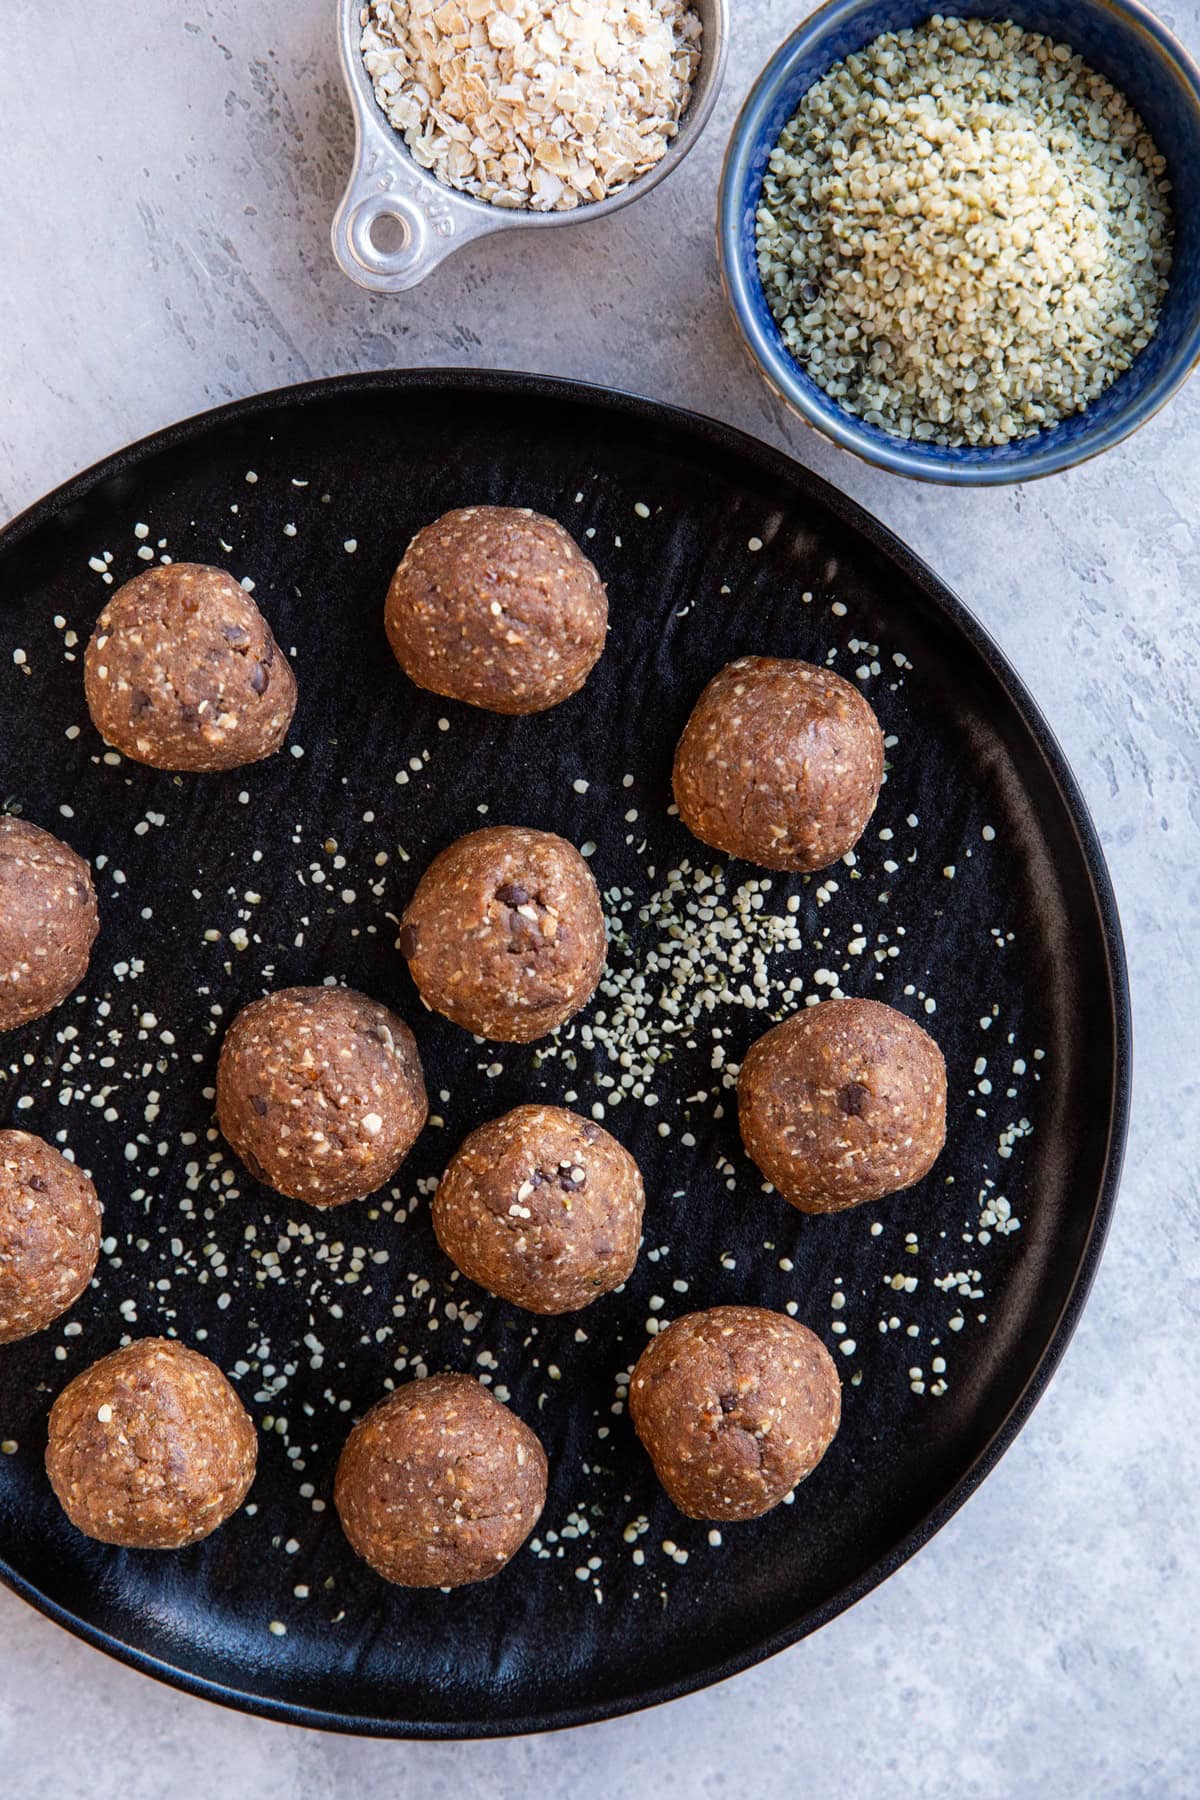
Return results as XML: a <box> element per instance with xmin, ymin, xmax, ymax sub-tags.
<box><xmin>0</xmin><ymin>371</ymin><xmax>1128</xmax><ymax>1737</ymax></box>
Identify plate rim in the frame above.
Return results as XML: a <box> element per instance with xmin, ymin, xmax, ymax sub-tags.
<box><xmin>0</xmin><ymin>367</ymin><xmax>1132</xmax><ymax>1739</ymax></box>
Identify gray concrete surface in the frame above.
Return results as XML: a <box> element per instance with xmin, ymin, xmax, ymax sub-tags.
<box><xmin>0</xmin><ymin>2</ymin><xmax>1196</xmax><ymax>1794</ymax></box>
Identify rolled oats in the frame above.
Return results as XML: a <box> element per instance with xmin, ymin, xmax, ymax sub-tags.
<box><xmin>361</xmin><ymin>0</ymin><xmax>702</xmax><ymax>211</ymax></box>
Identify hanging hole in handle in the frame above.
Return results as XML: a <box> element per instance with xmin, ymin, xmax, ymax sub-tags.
<box><xmin>347</xmin><ymin>192</ymin><xmax>426</xmax><ymax>277</ymax></box>
<box><xmin>370</xmin><ymin>211</ymin><xmax>411</xmax><ymax>255</ymax></box>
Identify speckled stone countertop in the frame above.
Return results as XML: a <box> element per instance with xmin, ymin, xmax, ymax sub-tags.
<box><xmin>1</xmin><ymin>3</ymin><xmax>1196</xmax><ymax>1795</ymax></box>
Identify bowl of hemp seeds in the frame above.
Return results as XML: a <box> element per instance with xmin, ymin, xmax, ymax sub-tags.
<box><xmin>717</xmin><ymin>0</ymin><xmax>1200</xmax><ymax>484</ymax></box>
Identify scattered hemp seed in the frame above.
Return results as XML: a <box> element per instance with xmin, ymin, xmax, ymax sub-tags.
<box><xmin>3</xmin><ymin>482</ymin><xmax>1043</xmax><ymax>1616</ymax></box>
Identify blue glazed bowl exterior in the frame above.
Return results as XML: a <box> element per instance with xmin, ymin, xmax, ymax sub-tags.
<box><xmin>718</xmin><ymin>0</ymin><xmax>1200</xmax><ymax>483</ymax></box>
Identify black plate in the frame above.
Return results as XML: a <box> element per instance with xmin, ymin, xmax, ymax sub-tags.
<box><xmin>0</xmin><ymin>371</ymin><xmax>1129</xmax><ymax>1737</ymax></box>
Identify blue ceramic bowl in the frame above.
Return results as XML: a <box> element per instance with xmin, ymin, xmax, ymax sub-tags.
<box><xmin>718</xmin><ymin>0</ymin><xmax>1200</xmax><ymax>483</ymax></box>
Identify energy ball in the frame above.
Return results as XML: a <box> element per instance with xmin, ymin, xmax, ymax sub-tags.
<box><xmin>45</xmin><ymin>1338</ymin><xmax>257</xmax><ymax>1549</ymax></box>
<box><xmin>0</xmin><ymin>816</ymin><xmax>98</xmax><ymax>1031</ymax></box>
<box><xmin>0</xmin><ymin>1131</ymin><xmax>101</xmax><ymax>1344</ymax></box>
<box><xmin>433</xmin><ymin>1105</ymin><xmax>643</xmax><ymax>1314</ymax></box>
<box><xmin>334</xmin><ymin>1372</ymin><xmax>547</xmax><ymax>1587</ymax></box>
<box><xmin>84</xmin><ymin>562</ymin><xmax>297</xmax><ymax>771</ymax></box>
<box><xmin>672</xmin><ymin>656</ymin><xmax>885</xmax><ymax>872</ymax></box>
<box><xmin>739</xmin><ymin>997</ymin><xmax>947</xmax><ymax>1214</ymax></box>
<box><xmin>630</xmin><ymin>1305</ymin><xmax>841</xmax><ymax>1521</ymax></box>
<box><xmin>385</xmin><ymin>505</ymin><xmax>608</xmax><ymax>714</ymax></box>
<box><xmin>217</xmin><ymin>986</ymin><xmax>428</xmax><ymax>1208</ymax></box>
<box><xmin>400</xmin><ymin>826</ymin><xmax>606</xmax><ymax>1043</ymax></box>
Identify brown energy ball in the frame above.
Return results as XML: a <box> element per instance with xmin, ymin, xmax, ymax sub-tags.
<box><xmin>738</xmin><ymin>997</ymin><xmax>947</xmax><ymax>1214</ymax></box>
<box><xmin>672</xmin><ymin>656</ymin><xmax>885</xmax><ymax>872</ymax></box>
<box><xmin>0</xmin><ymin>1131</ymin><xmax>101</xmax><ymax>1344</ymax></box>
<box><xmin>84</xmin><ymin>562</ymin><xmax>296</xmax><ymax>771</ymax></box>
<box><xmin>217</xmin><ymin>986</ymin><xmax>428</xmax><ymax>1209</ymax></box>
<box><xmin>0</xmin><ymin>817</ymin><xmax>98</xmax><ymax>1032</ymax></box>
<box><xmin>45</xmin><ymin>1338</ymin><xmax>257</xmax><ymax>1549</ymax></box>
<box><xmin>334</xmin><ymin>1372</ymin><xmax>547</xmax><ymax>1588</ymax></box>
<box><xmin>629</xmin><ymin>1305</ymin><xmax>841</xmax><ymax>1521</ymax></box>
<box><xmin>385</xmin><ymin>505</ymin><xmax>608</xmax><ymax>714</ymax></box>
<box><xmin>400</xmin><ymin>826</ymin><xmax>606</xmax><ymax>1043</ymax></box>
<box><xmin>433</xmin><ymin>1105</ymin><xmax>643</xmax><ymax>1314</ymax></box>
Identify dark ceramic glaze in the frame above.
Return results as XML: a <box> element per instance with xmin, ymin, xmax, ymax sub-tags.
<box><xmin>0</xmin><ymin>372</ymin><xmax>1129</xmax><ymax>1733</ymax></box>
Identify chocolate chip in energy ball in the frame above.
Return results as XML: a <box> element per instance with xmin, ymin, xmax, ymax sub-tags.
<box><xmin>216</xmin><ymin>985</ymin><xmax>428</xmax><ymax>1208</ymax></box>
<box><xmin>84</xmin><ymin>562</ymin><xmax>297</xmax><ymax>771</ymax></box>
<box><xmin>334</xmin><ymin>1372</ymin><xmax>548</xmax><ymax>1588</ymax></box>
<box><xmin>45</xmin><ymin>1337</ymin><xmax>257</xmax><ymax>1549</ymax></box>
<box><xmin>432</xmin><ymin>1104</ymin><xmax>644</xmax><ymax>1313</ymax></box>
<box><xmin>629</xmin><ymin>1305</ymin><xmax>841</xmax><ymax>1521</ymax></box>
<box><xmin>0</xmin><ymin>816</ymin><xmax>98</xmax><ymax>1031</ymax></box>
<box><xmin>738</xmin><ymin>996</ymin><xmax>947</xmax><ymax>1214</ymax></box>
<box><xmin>384</xmin><ymin>505</ymin><xmax>608</xmax><ymax>715</ymax></box>
<box><xmin>672</xmin><ymin>655</ymin><xmax>885</xmax><ymax>872</ymax></box>
<box><xmin>400</xmin><ymin>825</ymin><xmax>606</xmax><ymax>1043</ymax></box>
<box><xmin>0</xmin><ymin>1130</ymin><xmax>101</xmax><ymax>1344</ymax></box>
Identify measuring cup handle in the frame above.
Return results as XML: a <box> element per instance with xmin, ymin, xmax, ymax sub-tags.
<box><xmin>331</xmin><ymin>165</ymin><xmax>484</xmax><ymax>294</ymax></box>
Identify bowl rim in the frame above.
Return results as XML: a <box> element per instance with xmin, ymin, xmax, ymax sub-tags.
<box><xmin>717</xmin><ymin>0</ymin><xmax>1200</xmax><ymax>486</ymax></box>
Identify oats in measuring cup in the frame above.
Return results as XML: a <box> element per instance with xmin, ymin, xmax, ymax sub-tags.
<box><xmin>361</xmin><ymin>0</ymin><xmax>702</xmax><ymax>210</ymax></box>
